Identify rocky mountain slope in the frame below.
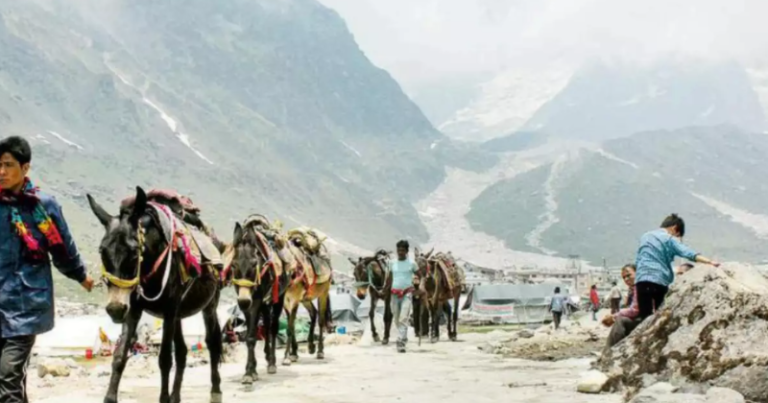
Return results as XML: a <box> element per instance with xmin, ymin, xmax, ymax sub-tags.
<box><xmin>467</xmin><ymin>126</ymin><xmax>768</xmax><ymax>265</ymax></box>
<box><xmin>0</xmin><ymin>0</ymin><xmax>484</xmax><ymax>276</ymax></box>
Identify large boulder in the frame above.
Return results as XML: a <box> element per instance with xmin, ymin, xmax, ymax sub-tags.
<box><xmin>599</xmin><ymin>264</ymin><xmax>768</xmax><ymax>402</ymax></box>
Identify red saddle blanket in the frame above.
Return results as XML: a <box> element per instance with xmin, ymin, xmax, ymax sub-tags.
<box><xmin>121</xmin><ymin>189</ymin><xmax>200</xmax><ymax>215</ymax></box>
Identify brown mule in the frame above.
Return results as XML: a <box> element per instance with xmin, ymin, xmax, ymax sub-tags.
<box><xmin>273</xmin><ymin>232</ymin><xmax>333</xmax><ymax>363</ymax></box>
<box><xmin>414</xmin><ymin>248</ymin><xmax>464</xmax><ymax>343</ymax></box>
<box><xmin>350</xmin><ymin>249</ymin><xmax>393</xmax><ymax>344</ymax></box>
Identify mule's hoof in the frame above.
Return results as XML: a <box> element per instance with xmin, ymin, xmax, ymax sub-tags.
<box><xmin>430</xmin><ymin>337</ymin><xmax>438</xmax><ymax>344</ymax></box>
<box><xmin>450</xmin><ymin>336</ymin><xmax>458</xmax><ymax>342</ymax></box>
<box><xmin>308</xmin><ymin>344</ymin><xmax>316</xmax><ymax>355</ymax></box>
<box><xmin>241</xmin><ymin>374</ymin><xmax>257</xmax><ymax>385</ymax></box>
<box><xmin>104</xmin><ymin>396</ymin><xmax>118</xmax><ymax>403</ymax></box>
<box><xmin>267</xmin><ymin>365</ymin><xmax>277</xmax><ymax>375</ymax></box>
<box><xmin>373</xmin><ymin>334</ymin><xmax>381</xmax><ymax>342</ymax></box>
<box><xmin>171</xmin><ymin>394</ymin><xmax>181</xmax><ymax>403</ymax></box>
<box><xmin>382</xmin><ymin>339</ymin><xmax>389</xmax><ymax>346</ymax></box>
<box><xmin>282</xmin><ymin>358</ymin><xmax>292</xmax><ymax>366</ymax></box>
<box><xmin>317</xmin><ymin>351</ymin><xmax>325</xmax><ymax>360</ymax></box>
<box><xmin>211</xmin><ymin>392</ymin><xmax>223</xmax><ymax>403</ymax></box>
<box><xmin>290</xmin><ymin>355</ymin><xmax>299</xmax><ymax>363</ymax></box>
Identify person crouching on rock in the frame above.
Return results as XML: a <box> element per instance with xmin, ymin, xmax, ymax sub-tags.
<box><xmin>390</xmin><ymin>240</ymin><xmax>418</xmax><ymax>353</ymax></box>
<box><xmin>634</xmin><ymin>214</ymin><xmax>719</xmax><ymax>320</ymax></box>
<box><xmin>602</xmin><ymin>264</ymin><xmax>640</xmax><ymax>347</ymax></box>
<box><xmin>548</xmin><ymin>287</ymin><xmax>567</xmax><ymax>330</ymax></box>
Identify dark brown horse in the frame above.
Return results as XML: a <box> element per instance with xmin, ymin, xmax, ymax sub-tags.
<box><xmin>350</xmin><ymin>249</ymin><xmax>393</xmax><ymax>344</ymax></box>
<box><xmin>414</xmin><ymin>248</ymin><xmax>463</xmax><ymax>343</ymax></box>
<box><xmin>88</xmin><ymin>187</ymin><xmax>224</xmax><ymax>403</ymax></box>
<box><xmin>228</xmin><ymin>216</ymin><xmax>288</xmax><ymax>384</ymax></box>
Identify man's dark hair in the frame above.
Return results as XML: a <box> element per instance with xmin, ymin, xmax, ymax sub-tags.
<box><xmin>396</xmin><ymin>240</ymin><xmax>409</xmax><ymax>250</ymax></box>
<box><xmin>612</xmin><ymin>281</ymin><xmax>617</xmax><ymax>286</ymax></box>
<box><xmin>622</xmin><ymin>263</ymin><xmax>637</xmax><ymax>271</ymax></box>
<box><xmin>0</xmin><ymin>136</ymin><xmax>32</xmax><ymax>165</ymax></box>
<box><xmin>661</xmin><ymin>213</ymin><xmax>685</xmax><ymax>238</ymax></box>
<box><xmin>554</xmin><ymin>286</ymin><xmax>561</xmax><ymax>293</ymax></box>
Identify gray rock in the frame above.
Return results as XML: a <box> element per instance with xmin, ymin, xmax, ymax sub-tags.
<box><xmin>630</xmin><ymin>393</ymin><xmax>705</xmax><ymax>403</ymax></box>
<box><xmin>576</xmin><ymin>370</ymin><xmax>608</xmax><ymax>394</ymax></box>
<box><xmin>37</xmin><ymin>359</ymin><xmax>71</xmax><ymax>378</ymax></box>
<box><xmin>705</xmin><ymin>387</ymin><xmax>745</xmax><ymax>403</ymax></box>
<box><xmin>642</xmin><ymin>382</ymin><xmax>679</xmax><ymax>395</ymax></box>
<box><xmin>599</xmin><ymin>264</ymin><xmax>768</xmax><ymax>402</ymax></box>
<box><xmin>518</xmin><ymin>329</ymin><xmax>535</xmax><ymax>339</ymax></box>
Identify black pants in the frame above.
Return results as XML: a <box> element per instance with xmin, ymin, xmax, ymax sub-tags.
<box><xmin>606</xmin><ymin>317</ymin><xmax>641</xmax><ymax>348</ymax></box>
<box><xmin>636</xmin><ymin>281</ymin><xmax>669</xmax><ymax>320</ymax></box>
<box><xmin>0</xmin><ymin>335</ymin><xmax>35</xmax><ymax>403</ymax></box>
<box><xmin>552</xmin><ymin>311</ymin><xmax>562</xmax><ymax>330</ymax></box>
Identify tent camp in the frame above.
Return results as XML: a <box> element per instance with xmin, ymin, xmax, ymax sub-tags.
<box><xmin>463</xmin><ymin>284</ymin><xmax>576</xmax><ymax>324</ymax></box>
<box><xmin>34</xmin><ymin>315</ymin><xmax>123</xmax><ymax>357</ymax></box>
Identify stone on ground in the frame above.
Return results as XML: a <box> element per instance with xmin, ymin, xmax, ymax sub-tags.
<box><xmin>37</xmin><ymin>359</ymin><xmax>72</xmax><ymax>378</ymax></box>
<box><xmin>705</xmin><ymin>387</ymin><xmax>745</xmax><ymax>403</ymax></box>
<box><xmin>599</xmin><ymin>264</ymin><xmax>768</xmax><ymax>402</ymax></box>
<box><xmin>577</xmin><ymin>370</ymin><xmax>608</xmax><ymax>393</ymax></box>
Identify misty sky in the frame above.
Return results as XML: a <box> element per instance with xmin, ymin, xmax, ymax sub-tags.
<box><xmin>318</xmin><ymin>0</ymin><xmax>768</xmax><ymax>87</ymax></box>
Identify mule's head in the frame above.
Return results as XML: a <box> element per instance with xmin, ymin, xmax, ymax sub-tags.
<box><xmin>88</xmin><ymin>186</ymin><xmax>161</xmax><ymax>323</ymax></box>
<box><xmin>349</xmin><ymin>257</ymin><xmax>369</xmax><ymax>299</ymax></box>
<box><xmin>232</xmin><ymin>222</ymin><xmax>268</xmax><ymax>312</ymax></box>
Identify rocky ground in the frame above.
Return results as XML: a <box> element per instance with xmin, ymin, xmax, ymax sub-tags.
<box><xmin>30</xmin><ymin>265</ymin><xmax>759</xmax><ymax>403</ymax></box>
<box><xmin>30</xmin><ymin>317</ymin><xmax>620</xmax><ymax>403</ymax></box>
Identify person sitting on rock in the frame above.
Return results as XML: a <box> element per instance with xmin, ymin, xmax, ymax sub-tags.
<box><xmin>602</xmin><ymin>264</ymin><xmax>640</xmax><ymax>347</ymax></box>
<box><xmin>634</xmin><ymin>214</ymin><xmax>720</xmax><ymax>320</ymax></box>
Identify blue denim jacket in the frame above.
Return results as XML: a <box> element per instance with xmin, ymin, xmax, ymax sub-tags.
<box><xmin>0</xmin><ymin>192</ymin><xmax>87</xmax><ymax>337</ymax></box>
<box><xmin>635</xmin><ymin>229</ymin><xmax>698</xmax><ymax>288</ymax></box>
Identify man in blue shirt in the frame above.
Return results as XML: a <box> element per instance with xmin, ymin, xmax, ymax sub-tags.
<box><xmin>634</xmin><ymin>214</ymin><xmax>719</xmax><ymax>320</ymax></box>
<box><xmin>389</xmin><ymin>240</ymin><xmax>418</xmax><ymax>353</ymax></box>
<box><xmin>0</xmin><ymin>137</ymin><xmax>94</xmax><ymax>402</ymax></box>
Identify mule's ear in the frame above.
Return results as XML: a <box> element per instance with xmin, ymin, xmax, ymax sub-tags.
<box><xmin>129</xmin><ymin>186</ymin><xmax>148</xmax><ymax>225</ymax></box>
<box><xmin>233</xmin><ymin>222</ymin><xmax>244</xmax><ymax>245</ymax></box>
<box><xmin>425</xmin><ymin>247</ymin><xmax>434</xmax><ymax>259</ymax></box>
<box><xmin>87</xmin><ymin>194</ymin><xmax>114</xmax><ymax>228</ymax></box>
<box><xmin>414</xmin><ymin>247</ymin><xmax>421</xmax><ymax>257</ymax></box>
<box><xmin>348</xmin><ymin>257</ymin><xmax>357</xmax><ymax>265</ymax></box>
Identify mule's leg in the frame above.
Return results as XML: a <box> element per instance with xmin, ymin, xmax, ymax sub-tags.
<box><xmin>382</xmin><ymin>294</ymin><xmax>393</xmax><ymax>345</ymax></box>
<box><xmin>443</xmin><ymin>303</ymin><xmax>453</xmax><ymax>342</ymax></box>
<box><xmin>430</xmin><ymin>304</ymin><xmax>440</xmax><ymax>344</ymax></box>
<box><xmin>268</xmin><ymin>300</ymin><xmax>283</xmax><ymax>374</ymax></box>
<box><xmin>159</xmin><ymin>313</ymin><xmax>178</xmax><ymax>403</ymax></box>
<box><xmin>303</xmin><ymin>301</ymin><xmax>317</xmax><ymax>355</ymax></box>
<box><xmin>169</xmin><ymin>320</ymin><xmax>187</xmax><ymax>403</ymax></box>
<box><xmin>104</xmin><ymin>308</ymin><xmax>142</xmax><ymax>403</ymax></box>
<box><xmin>243</xmin><ymin>299</ymin><xmax>262</xmax><ymax>384</ymax></box>
<box><xmin>370</xmin><ymin>292</ymin><xmax>380</xmax><ymax>343</ymax></box>
<box><xmin>202</xmin><ymin>293</ymin><xmax>224</xmax><ymax>403</ymax></box>
<box><xmin>451</xmin><ymin>295</ymin><xmax>460</xmax><ymax>341</ymax></box>
<box><xmin>283</xmin><ymin>305</ymin><xmax>299</xmax><ymax>365</ymax></box>
<box><xmin>317</xmin><ymin>293</ymin><xmax>328</xmax><ymax>359</ymax></box>
<box><xmin>412</xmin><ymin>296</ymin><xmax>421</xmax><ymax>337</ymax></box>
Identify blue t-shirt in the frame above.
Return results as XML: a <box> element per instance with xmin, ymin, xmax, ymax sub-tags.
<box><xmin>390</xmin><ymin>259</ymin><xmax>417</xmax><ymax>290</ymax></box>
<box><xmin>635</xmin><ymin>229</ymin><xmax>698</xmax><ymax>287</ymax></box>
<box><xmin>550</xmin><ymin>294</ymin><xmax>567</xmax><ymax>313</ymax></box>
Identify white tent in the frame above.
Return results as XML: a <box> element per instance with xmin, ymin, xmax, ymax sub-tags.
<box><xmin>34</xmin><ymin>315</ymin><xmax>122</xmax><ymax>357</ymax></box>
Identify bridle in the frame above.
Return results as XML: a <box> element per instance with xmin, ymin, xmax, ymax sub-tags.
<box><xmin>99</xmin><ymin>203</ymin><xmax>179</xmax><ymax>302</ymax></box>
<box><xmin>230</xmin><ymin>228</ymin><xmax>281</xmax><ymax>303</ymax></box>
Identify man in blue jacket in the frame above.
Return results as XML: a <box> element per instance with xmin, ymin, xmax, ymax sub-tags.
<box><xmin>0</xmin><ymin>136</ymin><xmax>93</xmax><ymax>402</ymax></box>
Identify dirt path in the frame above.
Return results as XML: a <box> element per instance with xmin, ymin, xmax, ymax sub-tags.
<box><xmin>31</xmin><ymin>330</ymin><xmax>621</xmax><ymax>403</ymax></box>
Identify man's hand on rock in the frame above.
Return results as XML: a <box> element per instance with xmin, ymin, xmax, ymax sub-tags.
<box><xmin>601</xmin><ymin>314</ymin><xmax>615</xmax><ymax>328</ymax></box>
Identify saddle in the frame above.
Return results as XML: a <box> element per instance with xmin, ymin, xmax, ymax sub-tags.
<box><xmin>287</xmin><ymin>227</ymin><xmax>331</xmax><ymax>278</ymax></box>
<box><xmin>121</xmin><ymin>189</ymin><xmax>223</xmax><ymax>279</ymax></box>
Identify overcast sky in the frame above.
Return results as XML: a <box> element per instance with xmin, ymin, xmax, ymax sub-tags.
<box><xmin>318</xmin><ymin>0</ymin><xmax>768</xmax><ymax>87</ymax></box>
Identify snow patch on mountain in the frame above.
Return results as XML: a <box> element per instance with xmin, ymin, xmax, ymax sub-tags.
<box><xmin>47</xmin><ymin>131</ymin><xmax>83</xmax><ymax>150</ymax></box>
<box><xmin>693</xmin><ymin>193</ymin><xmax>768</xmax><ymax>239</ymax></box>
<box><xmin>416</xmin><ymin>140</ymin><xmax>594</xmax><ymax>270</ymax></box>
<box><xmin>438</xmin><ymin>67</ymin><xmax>573</xmax><ymax>142</ymax></box>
